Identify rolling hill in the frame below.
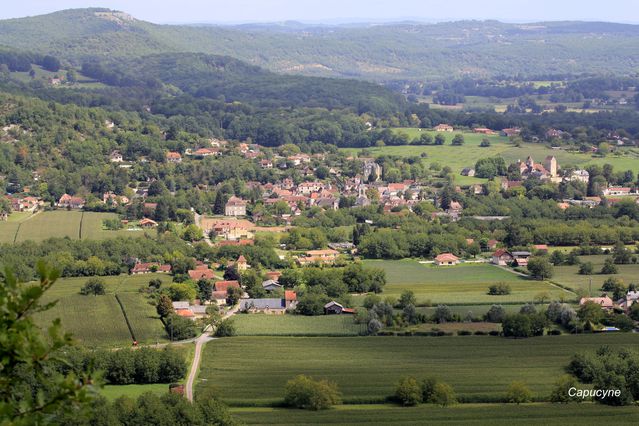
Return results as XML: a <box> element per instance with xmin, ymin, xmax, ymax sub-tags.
<box><xmin>1</xmin><ymin>8</ymin><xmax>639</xmax><ymax>80</ymax></box>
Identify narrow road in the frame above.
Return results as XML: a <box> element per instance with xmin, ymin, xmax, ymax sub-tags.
<box><xmin>193</xmin><ymin>212</ymin><xmax>214</xmax><ymax>247</ymax></box>
<box><xmin>185</xmin><ymin>303</ymin><xmax>240</xmax><ymax>401</ymax></box>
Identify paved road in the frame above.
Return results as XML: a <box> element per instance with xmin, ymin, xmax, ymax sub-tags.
<box><xmin>184</xmin><ymin>303</ymin><xmax>240</xmax><ymax>401</ymax></box>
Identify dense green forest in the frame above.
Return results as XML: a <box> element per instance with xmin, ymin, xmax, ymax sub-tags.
<box><xmin>1</xmin><ymin>8</ymin><xmax>639</xmax><ymax>80</ymax></box>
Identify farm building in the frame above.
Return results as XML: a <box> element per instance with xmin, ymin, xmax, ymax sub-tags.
<box><xmin>240</xmin><ymin>298</ymin><xmax>287</xmax><ymax>314</ymax></box>
<box><xmin>262</xmin><ymin>280</ymin><xmax>282</xmax><ymax>292</ymax></box>
<box><xmin>214</xmin><ymin>280</ymin><xmax>240</xmax><ymax>293</ymax></box>
<box><xmin>461</xmin><ymin>168</ymin><xmax>476</xmax><ymax>177</ymax></box>
<box><xmin>511</xmin><ymin>251</ymin><xmax>532</xmax><ymax>267</ymax></box>
<box><xmin>434</xmin><ymin>253</ymin><xmax>460</xmax><ymax>266</ymax></box>
<box><xmin>434</xmin><ymin>124</ymin><xmax>454</xmax><ymax>132</ymax></box>
<box><xmin>57</xmin><ymin>194</ymin><xmax>85</xmax><ymax>209</ymax></box>
<box><xmin>579</xmin><ymin>295</ymin><xmax>614</xmax><ymax>310</ymax></box>
<box><xmin>131</xmin><ymin>262</ymin><xmax>171</xmax><ymax>274</ymax></box>
<box><xmin>324</xmin><ymin>301</ymin><xmax>355</xmax><ymax>315</ymax></box>
<box><xmin>188</xmin><ymin>268</ymin><xmax>216</xmax><ymax>281</ymax></box>
<box><xmin>492</xmin><ymin>249</ymin><xmax>514</xmax><ymax>266</ymax></box>
<box><xmin>139</xmin><ymin>218</ymin><xmax>158</xmax><ymax>228</ymax></box>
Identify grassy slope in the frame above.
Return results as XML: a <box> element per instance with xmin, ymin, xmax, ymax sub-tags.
<box><xmin>34</xmin><ymin>274</ymin><xmax>172</xmax><ymax>347</ymax></box>
<box><xmin>231</xmin><ymin>403</ymin><xmax>639</xmax><ymax>425</ymax></box>
<box><xmin>196</xmin><ymin>334</ymin><xmax>638</xmax><ymax>406</ymax></box>
<box><xmin>362</xmin><ymin>260</ymin><xmax>567</xmax><ymax>305</ymax></box>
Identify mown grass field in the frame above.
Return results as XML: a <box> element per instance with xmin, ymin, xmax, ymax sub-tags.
<box><xmin>553</xmin><ymin>255</ymin><xmax>639</xmax><ymax>294</ymax></box>
<box><xmin>231</xmin><ymin>403</ymin><xmax>639</xmax><ymax>425</ymax></box>
<box><xmin>0</xmin><ymin>210</ymin><xmax>153</xmax><ymax>242</ymax></box>
<box><xmin>341</xmin><ymin>129</ymin><xmax>639</xmax><ymax>185</ymax></box>
<box><xmin>196</xmin><ymin>334</ymin><xmax>638</xmax><ymax>406</ymax></box>
<box><xmin>34</xmin><ymin>274</ymin><xmax>172</xmax><ymax>347</ymax></box>
<box><xmin>233</xmin><ymin>314</ymin><xmax>364</xmax><ymax>336</ymax></box>
<box><xmin>362</xmin><ymin>260</ymin><xmax>568</xmax><ymax>305</ymax></box>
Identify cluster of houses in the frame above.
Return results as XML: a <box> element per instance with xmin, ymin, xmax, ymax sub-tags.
<box><xmin>580</xmin><ymin>291</ymin><xmax>639</xmax><ymax>316</ymax></box>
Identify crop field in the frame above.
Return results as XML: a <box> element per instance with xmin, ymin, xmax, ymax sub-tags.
<box><xmin>231</xmin><ymin>403</ymin><xmax>639</xmax><ymax>425</ymax></box>
<box><xmin>553</xmin><ymin>255</ymin><xmax>639</xmax><ymax>293</ymax></box>
<box><xmin>341</xmin><ymin>129</ymin><xmax>639</xmax><ymax>185</ymax></box>
<box><xmin>196</xmin><ymin>334</ymin><xmax>638</xmax><ymax>406</ymax></box>
<box><xmin>117</xmin><ymin>292</ymin><xmax>166</xmax><ymax>343</ymax></box>
<box><xmin>34</xmin><ymin>273</ymin><xmax>171</xmax><ymax>347</ymax></box>
<box><xmin>0</xmin><ymin>211</ymin><xmax>151</xmax><ymax>242</ymax></box>
<box><xmin>35</xmin><ymin>293</ymin><xmax>133</xmax><ymax>347</ymax></box>
<box><xmin>233</xmin><ymin>314</ymin><xmax>364</xmax><ymax>336</ymax></box>
<box><xmin>361</xmin><ymin>260</ymin><xmax>568</xmax><ymax>305</ymax></box>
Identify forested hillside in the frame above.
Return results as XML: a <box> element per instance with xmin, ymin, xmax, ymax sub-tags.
<box><xmin>1</xmin><ymin>8</ymin><xmax>639</xmax><ymax>80</ymax></box>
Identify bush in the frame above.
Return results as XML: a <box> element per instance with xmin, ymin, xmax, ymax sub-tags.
<box><xmin>600</xmin><ymin>258</ymin><xmax>618</xmax><ymax>274</ymax></box>
<box><xmin>284</xmin><ymin>375</ymin><xmax>341</xmax><ymax>410</ymax></box>
<box><xmin>80</xmin><ymin>278</ymin><xmax>106</xmax><ymax>296</ymax></box>
<box><xmin>164</xmin><ymin>314</ymin><xmax>198</xmax><ymax>341</ymax></box>
<box><xmin>485</xmin><ymin>305</ymin><xmax>506</xmax><ymax>323</ymax></box>
<box><xmin>488</xmin><ymin>283</ymin><xmax>511</xmax><ymax>295</ymax></box>
<box><xmin>214</xmin><ymin>319</ymin><xmax>236</xmax><ymax>337</ymax></box>
<box><xmin>457</xmin><ymin>330</ymin><xmax>472</xmax><ymax>336</ymax></box>
<box><xmin>579</xmin><ymin>262</ymin><xmax>594</xmax><ymax>275</ymax></box>
<box><xmin>506</xmin><ymin>381</ymin><xmax>533</xmax><ymax>404</ymax></box>
<box><xmin>430</xmin><ymin>382</ymin><xmax>456</xmax><ymax>407</ymax></box>
<box><xmin>550</xmin><ymin>375</ymin><xmax>579</xmax><ymax>403</ymax></box>
<box><xmin>394</xmin><ymin>376</ymin><xmax>422</xmax><ymax>406</ymax></box>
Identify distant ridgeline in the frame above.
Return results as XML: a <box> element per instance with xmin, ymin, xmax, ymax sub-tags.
<box><xmin>1</xmin><ymin>8</ymin><xmax>639</xmax><ymax>80</ymax></box>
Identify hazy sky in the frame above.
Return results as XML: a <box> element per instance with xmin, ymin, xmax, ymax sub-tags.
<box><xmin>2</xmin><ymin>0</ymin><xmax>639</xmax><ymax>24</ymax></box>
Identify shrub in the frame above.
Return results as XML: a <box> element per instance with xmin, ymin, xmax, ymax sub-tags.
<box><xmin>457</xmin><ymin>330</ymin><xmax>472</xmax><ymax>336</ymax></box>
<box><xmin>284</xmin><ymin>375</ymin><xmax>341</xmax><ymax>410</ymax></box>
<box><xmin>430</xmin><ymin>382</ymin><xmax>456</xmax><ymax>407</ymax></box>
<box><xmin>485</xmin><ymin>305</ymin><xmax>506</xmax><ymax>323</ymax></box>
<box><xmin>578</xmin><ymin>262</ymin><xmax>594</xmax><ymax>275</ymax></box>
<box><xmin>506</xmin><ymin>381</ymin><xmax>533</xmax><ymax>404</ymax></box>
<box><xmin>164</xmin><ymin>314</ymin><xmax>198</xmax><ymax>341</ymax></box>
<box><xmin>600</xmin><ymin>258</ymin><xmax>618</xmax><ymax>275</ymax></box>
<box><xmin>214</xmin><ymin>319</ymin><xmax>236</xmax><ymax>337</ymax></box>
<box><xmin>488</xmin><ymin>283</ymin><xmax>511</xmax><ymax>295</ymax></box>
<box><xmin>549</xmin><ymin>375</ymin><xmax>579</xmax><ymax>403</ymax></box>
<box><xmin>80</xmin><ymin>278</ymin><xmax>106</xmax><ymax>296</ymax></box>
<box><xmin>421</xmin><ymin>377</ymin><xmax>438</xmax><ymax>402</ymax></box>
<box><xmin>394</xmin><ymin>376</ymin><xmax>422</xmax><ymax>406</ymax></box>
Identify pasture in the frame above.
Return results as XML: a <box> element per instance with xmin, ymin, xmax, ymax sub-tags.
<box><xmin>340</xmin><ymin>129</ymin><xmax>639</xmax><ymax>185</ymax></box>
<box><xmin>361</xmin><ymin>260</ymin><xmax>568</xmax><ymax>304</ymax></box>
<box><xmin>196</xmin><ymin>334</ymin><xmax>639</xmax><ymax>406</ymax></box>
<box><xmin>231</xmin><ymin>403</ymin><xmax>639</xmax><ymax>425</ymax></box>
<box><xmin>0</xmin><ymin>210</ymin><xmax>151</xmax><ymax>243</ymax></box>
<box><xmin>233</xmin><ymin>314</ymin><xmax>364</xmax><ymax>336</ymax></box>
<box><xmin>34</xmin><ymin>273</ymin><xmax>172</xmax><ymax>347</ymax></box>
<box><xmin>553</xmin><ymin>255</ymin><xmax>639</xmax><ymax>293</ymax></box>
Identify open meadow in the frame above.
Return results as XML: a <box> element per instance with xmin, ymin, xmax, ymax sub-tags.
<box><xmin>196</xmin><ymin>334</ymin><xmax>638</xmax><ymax>406</ymax></box>
<box><xmin>231</xmin><ymin>403</ymin><xmax>639</xmax><ymax>425</ymax></box>
<box><xmin>233</xmin><ymin>314</ymin><xmax>364</xmax><ymax>336</ymax></box>
<box><xmin>34</xmin><ymin>273</ymin><xmax>172</xmax><ymax>347</ymax></box>
<box><xmin>552</xmin><ymin>255</ymin><xmax>639</xmax><ymax>294</ymax></box>
<box><xmin>341</xmin><ymin>129</ymin><xmax>639</xmax><ymax>185</ymax></box>
<box><xmin>0</xmin><ymin>210</ymin><xmax>152</xmax><ymax>243</ymax></box>
<box><xmin>361</xmin><ymin>260</ymin><xmax>569</xmax><ymax>305</ymax></box>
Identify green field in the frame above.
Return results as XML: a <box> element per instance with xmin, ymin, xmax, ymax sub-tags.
<box><xmin>233</xmin><ymin>314</ymin><xmax>364</xmax><ymax>336</ymax></box>
<box><xmin>232</xmin><ymin>403</ymin><xmax>639</xmax><ymax>425</ymax></box>
<box><xmin>196</xmin><ymin>334</ymin><xmax>638</xmax><ymax>406</ymax></box>
<box><xmin>341</xmin><ymin>129</ymin><xmax>639</xmax><ymax>185</ymax></box>
<box><xmin>553</xmin><ymin>255</ymin><xmax>639</xmax><ymax>294</ymax></box>
<box><xmin>34</xmin><ymin>274</ymin><xmax>172</xmax><ymax>347</ymax></box>
<box><xmin>362</xmin><ymin>260</ymin><xmax>569</xmax><ymax>305</ymax></box>
<box><xmin>0</xmin><ymin>211</ymin><xmax>152</xmax><ymax>242</ymax></box>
